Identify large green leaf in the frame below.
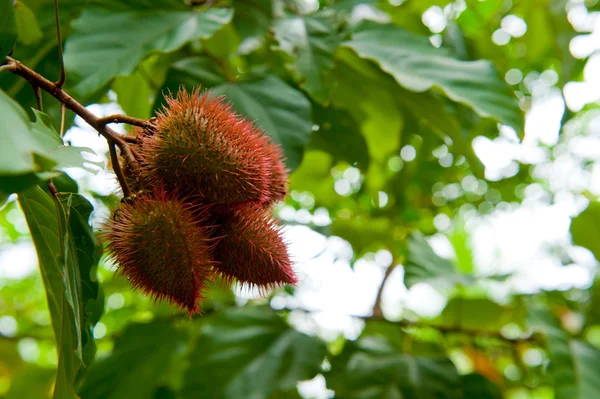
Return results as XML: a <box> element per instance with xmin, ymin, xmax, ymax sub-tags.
<box><xmin>331</xmin><ymin>48</ymin><xmax>402</xmax><ymax>162</ymax></box>
<box><xmin>232</xmin><ymin>0</ymin><xmax>274</xmax><ymax>40</ymax></box>
<box><xmin>212</xmin><ymin>76</ymin><xmax>312</xmax><ymax>170</ymax></box>
<box><xmin>64</xmin><ymin>7</ymin><xmax>233</xmax><ymax>96</ymax></box>
<box><xmin>328</xmin><ymin>335</ymin><xmax>461</xmax><ymax>399</ymax></box>
<box><xmin>181</xmin><ymin>306</ymin><xmax>327</xmax><ymax>399</ymax></box>
<box><xmin>78</xmin><ymin>321</ymin><xmax>185</xmax><ymax>399</ymax></box>
<box><xmin>404</xmin><ymin>233</ymin><xmax>472</xmax><ymax>289</ymax></box>
<box><xmin>570</xmin><ymin>201</ymin><xmax>600</xmax><ymax>260</ymax></box>
<box><xmin>528</xmin><ymin>307</ymin><xmax>600</xmax><ymax>399</ymax></box>
<box><xmin>343</xmin><ymin>22</ymin><xmax>523</xmax><ymax>130</ymax></box>
<box><xmin>18</xmin><ymin>187</ymin><xmax>103</xmax><ymax>398</ymax></box>
<box><xmin>0</xmin><ymin>0</ymin><xmax>16</xmax><ymax>59</ymax></box>
<box><xmin>273</xmin><ymin>10</ymin><xmax>344</xmax><ymax>103</ymax></box>
<box><xmin>310</xmin><ymin>104</ymin><xmax>369</xmax><ymax>169</ymax></box>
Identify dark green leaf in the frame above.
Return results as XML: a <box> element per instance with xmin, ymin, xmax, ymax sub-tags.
<box><xmin>64</xmin><ymin>7</ymin><xmax>233</xmax><ymax>96</ymax></box>
<box><xmin>18</xmin><ymin>187</ymin><xmax>102</xmax><ymax>398</ymax></box>
<box><xmin>212</xmin><ymin>76</ymin><xmax>312</xmax><ymax>170</ymax></box>
<box><xmin>112</xmin><ymin>72</ymin><xmax>154</xmax><ymax>120</ymax></box>
<box><xmin>232</xmin><ymin>0</ymin><xmax>273</xmax><ymax>40</ymax></box>
<box><xmin>0</xmin><ymin>0</ymin><xmax>16</xmax><ymax>59</ymax></box>
<box><xmin>79</xmin><ymin>321</ymin><xmax>184</xmax><ymax>399</ymax></box>
<box><xmin>328</xmin><ymin>336</ymin><xmax>461</xmax><ymax>399</ymax></box>
<box><xmin>311</xmin><ymin>104</ymin><xmax>369</xmax><ymax>169</ymax></box>
<box><xmin>431</xmin><ymin>297</ymin><xmax>525</xmax><ymax>332</ymax></box>
<box><xmin>405</xmin><ymin>232</ymin><xmax>472</xmax><ymax>288</ymax></box>
<box><xmin>461</xmin><ymin>374</ymin><xmax>502</xmax><ymax>399</ymax></box>
<box><xmin>344</xmin><ymin>22</ymin><xmax>524</xmax><ymax>130</ymax></box>
<box><xmin>273</xmin><ymin>10</ymin><xmax>344</xmax><ymax>103</ymax></box>
<box><xmin>14</xmin><ymin>0</ymin><xmax>43</xmax><ymax>45</ymax></box>
<box><xmin>181</xmin><ymin>306</ymin><xmax>327</xmax><ymax>399</ymax></box>
<box><xmin>571</xmin><ymin>201</ymin><xmax>600</xmax><ymax>260</ymax></box>
<box><xmin>528</xmin><ymin>307</ymin><xmax>600</xmax><ymax>399</ymax></box>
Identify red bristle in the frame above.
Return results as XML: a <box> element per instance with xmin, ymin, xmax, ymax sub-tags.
<box><xmin>100</xmin><ymin>190</ymin><xmax>216</xmax><ymax>316</ymax></box>
<box><xmin>262</xmin><ymin>140</ymin><xmax>289</xmax><ymax>205</ymax></box>
<box><xmin>212</xmin><ymin>205</ymin><xmax>297</xmax><ymax>292</ymax></box>
<box><xmin>139</xmin><ymin>88</ymin><xmax>275</xmax><ymax>205</ymax></box>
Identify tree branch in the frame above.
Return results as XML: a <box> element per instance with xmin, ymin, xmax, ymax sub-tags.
<box><xmin>372</xmin><ymin>263</ymin><xmax>397</xmax><ymax>318</ymax></box>
<box><xmin>2</xmin><ymin>56</ymin><xmax>145</xmax><ymax>195</ymax></box>
<box><xmin>97</xmin><ymin>114</ymin><xmax>153</xmax><ymax>129</ymax></box>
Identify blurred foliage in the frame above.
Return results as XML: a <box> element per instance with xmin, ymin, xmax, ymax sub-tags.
<box><xmin>1</xmin><ymin>0</ymin><xmax>600</xmax><ymax>398</ymax></box>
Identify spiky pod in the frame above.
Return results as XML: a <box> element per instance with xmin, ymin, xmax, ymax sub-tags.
<box><xmin>262</xmin><ymin>141</ymin><xmax>289</xmax><ymax>206</ymax></box>
<box><xmin>139</xmin><ymin>89</ymin><xmax>275</xmax><ymax>205</ymax></box>
<box><xmin>212</xmin><ymin>205</ymin><xmax>297</xmax><ymax>291</ymax></box>
<box><xmin>101</xmin><ymin>192</ymin><xmax>215</xmax><ymax>315</ymax></box>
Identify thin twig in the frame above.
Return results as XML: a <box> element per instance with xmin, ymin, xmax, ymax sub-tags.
<box><xmin>59</xmin><ymin>103</ymin><xmax>66</xmax><ymax>137</ymax></box>
<box><xmin>96</xmin><ymin>114</ymin><xmax>150</xmax><ymax>128</ymax></box>
<box><xmin>372</xmin><ymin>263</ymin><xmax>397</xmax><ymax>318</ymax></box>
<box><xmin>108</xmin><ymin>141</ymin><xmax>132</xmax><ymax>198</ymax></box>
<box><xmin>32</xmin><ymin>84</ymin><xmax>44</xmax><ymax>112</ymax></box>
<box><xmin>53</xmin><ymin>0</ymin><xmax>66</xmax><ymax>87</ymax></box>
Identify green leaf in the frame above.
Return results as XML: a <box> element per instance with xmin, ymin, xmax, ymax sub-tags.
<box><xmin>212</xmin><ymin>76</ymin><xmax>312</xmax><ymax>170</ymax></box>
<box><xmin>273</xmin><ymin>10</ymin><xmax>344</xmax><ymax>103</ymax></box>
<box><xmin>14</xmin><ymin>0</ymin><xmax>43</xmax><ymax>45</ymax></box>
<box><xmin>331</xmin><ymin>217</ymin><xmax>392</xmax><ymax>255</ymax></box>
<box><xmin>232</xmin><ymin>0</ymin><xmax>273</xmax><ymax>40</ymax></box>
<box><xmin>181</xmin><ymin>306</ymin><xmax>327</xmax><ymax>399</ymax></box>
<box><xmin>18</xmin><ymin>187</ymin><xmax>103</xmax><ymax>398</ymax></box>
<box><xmin>311</xmin><ymin>104</ymin><xmax>369</xmax><ymax>169</ymax></box>
<box><xmin>0</xmin><ymin>93</ymin><xmax>98</xmax><ymax>193</ymax></box>
<box><xmin>0</xmin><ymin>0</ymin><xmax>16</xmax><ymax>59</ymax></box>
<box><xmin>0</xmin><ymin>90</ymin><xmax>55</xmax><ymax>175</ymax></box>
<box><xmin>328</xmin><ymin>336</ymin><xmax>461</xmax><ymax>399</ymax></box>
<box><xmin>343</xmin><ymin>22</ymin><xmax>524</xmax><ymax>130</ymax></box>
<box><xmin>405</xmin><ymin>232</ymin><xmax>472</xmax><ymax>289</ymax></box>
<box><xmin>64</xmin><ymin>7</ymin><xmax>233</xmax><ymax>96</ymax></box>
<box><xmin>528</xmin><ymin>307</ymin><xmax>600</xmax><ymax>399</ymax></box>
<box><xmin>461</xmin><ymin>374</ymin><xmax>502</xmax><ymax>399</ymax></box>
<box><xmin>112</xmin><ymin>72</ymin><xmax>154</xmax><ymax>120</ymax></box>
<box><xmin>331</xmin><ymin>48</ymin><xmax>402</xmax><ymax>162</ymax></box>
<box><xmin>431</xmin><ymin>297</ymin><xmax>525</xmax><ymax>332</ymax></box>
<box><xmin>78</xmin><ymin>321</ymin><xmax>184</xmax><ymax>399</ymax></box>
<box><xmin>448</xmin><ymin>221</ymin><xmax>475</xmax><ymax>274</ymax></box>
<box><xmin>571</xmin><ymin>201</ymin><xmax>600</xmax><ymax>260</ymax></box>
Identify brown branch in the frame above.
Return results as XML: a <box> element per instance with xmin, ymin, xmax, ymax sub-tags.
<box><xmin>96</xmin><ymin>114</ymin><xmax>151</xmax><ymax>129</ymax></box>
<box><xmin>372</xmin><ymin>263</ymin><xmax>397</xmax><ymax>318</ymax></box>
<box><xmin>3</xmin><ymin>56</ymin><xmax>138</xmax><ymax>195</ymax></box>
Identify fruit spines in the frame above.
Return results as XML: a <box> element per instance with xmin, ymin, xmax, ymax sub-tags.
<box><xmin>212</xmin><ymin>205</ymin><xmax>297</xmax><ymax>292</ymax></box>
<box><xmin>101</xmin><ymin>190</ymin><xmax>216</xmax><ymax>316</ymax></box>
<box><xmin>139</xmin><ymin>89</ymin><xmax>274</xmax><ymax>205</ymax></box>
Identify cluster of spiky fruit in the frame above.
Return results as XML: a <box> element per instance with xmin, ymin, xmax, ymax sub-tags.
<box><xmin>102</xmin><ymin>89</ymin><xmax>296</xmax><ymax>316</ymax></box>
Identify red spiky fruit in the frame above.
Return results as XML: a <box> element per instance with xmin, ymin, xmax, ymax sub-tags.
<box><xmin>139</xmin><ymin>89</ymin><xmax>276</xmax><ymax>205</ymax></box>
<box><xmin>212</xmin><ymin>205</ymin><xmax>297</xmax><ymax>290</ymax></box>
<box><xmin>263</xmin><ymin>141</ymin><xmax>289</xmax><ymax>205</ymax></box>
<box><xmin>101</xmin><ymin>191</ymin><xmax>214</xmax><ymax>315</ymax></box>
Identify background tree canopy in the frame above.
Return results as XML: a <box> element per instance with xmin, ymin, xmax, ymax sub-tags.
<box><xmin>1</xmin><ymin>0</ymin><xmax>600</xmax><ymax>398</ymax></box>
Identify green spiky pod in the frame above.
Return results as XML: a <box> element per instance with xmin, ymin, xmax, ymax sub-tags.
<box><xmin>139</xmin><ymin>89</ymin><xmax>277</xmax><ymax>206</ymax></box>
<box><xmin>101</xmin><ymin>190</ymin><xmax>215</xmax><ymax>315</ymax></box>
<box><xmin>212</xmin><ymin>204</ymin><xmax>297</xmax><ymax>291</ymax></box>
